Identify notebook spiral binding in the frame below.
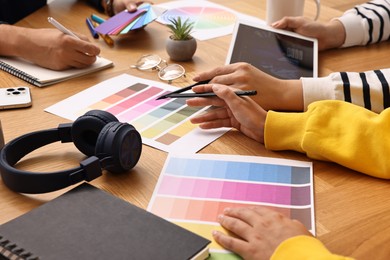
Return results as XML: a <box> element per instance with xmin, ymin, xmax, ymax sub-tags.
<box><xmin>0</xmin><ymin>236</ymin><xmax>38</xmax><ymax>260</ymax></box>
<box><xmin>0</xmin><ymin>61</ymin><xmax>39</xmax><ymax>86</ymax></box>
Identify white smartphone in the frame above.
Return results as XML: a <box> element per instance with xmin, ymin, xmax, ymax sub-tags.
<box><xmin>0</xmin><ymin>87</ymin><xmax>32</xmax><ymax>110</ymax></box>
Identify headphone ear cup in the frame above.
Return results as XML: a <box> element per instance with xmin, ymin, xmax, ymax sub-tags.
<box><xmin>72</xmin><ymin>110</ymin><xmax>119</xmax><ymax>156</ymax></box>
<box><xmin>95</xmin><ymin>122</ymin><xmax>142</xmax><ymax>173</ymax></box>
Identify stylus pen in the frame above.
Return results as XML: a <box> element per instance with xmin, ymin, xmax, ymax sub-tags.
<box><xmin>48</xmin><ymin>17</ymin><xmax>81</xmax><ymax>40</ymax></box>
<box><xmin>162</xmin><ymin>90</ymin><xmax>257</xmax><ymax>99</ymax></box>
<box><xmin>48</xmin><ymin>17</ymin><xmax>101</xmax><ymax>55</ymax></box>
<box><xmin>156</xmin><ymin>79</ymin><xmax>211</xmax><ymax>100</ymax></box>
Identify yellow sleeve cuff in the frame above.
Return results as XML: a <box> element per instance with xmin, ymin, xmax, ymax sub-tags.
<box><xmin>271</xmin><ymin>236</ymin><xmax>354</xmax><ymax>260</ymax></box>
<box><xmin>264</xmin><ymin>110</ymin><xmax>308</xmax><ymax>153</ymax></box>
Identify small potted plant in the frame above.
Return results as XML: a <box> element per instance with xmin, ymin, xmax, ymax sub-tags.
<box><xmin>165</xmin><ymin>17</ymin><xmax>197</xmax><ymax>61</ymax></box>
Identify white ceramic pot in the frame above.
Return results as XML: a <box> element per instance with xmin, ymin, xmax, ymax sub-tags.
<box><xmin>166</xmin><ymin>36</ymin><xmax>197</xmax><ymax>61</ymax></box>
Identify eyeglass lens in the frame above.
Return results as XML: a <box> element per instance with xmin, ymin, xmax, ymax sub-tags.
<box><xmin>159</xmin><ymin>64</ymin><xmax>185</xmax><ymax>81</ymax></box>
<box><xmin>134</xmin><ymin>54</ymin><xmax>162</xmax><ymax>70</ymax></box>
<box><xmin>132</xmin><ymin>54</ymin><xmax>185</xmax><ymax>82</ymax></box>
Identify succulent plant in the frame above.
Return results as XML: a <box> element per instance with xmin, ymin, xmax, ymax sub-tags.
<box><xmin>166</xmin><ymin>17</ymin><xmax>194</xmax><ymax>41</ymax></box>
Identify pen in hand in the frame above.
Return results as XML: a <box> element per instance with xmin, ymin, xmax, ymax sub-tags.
<box><xmin>48</xmin><ymin>17</ymin><xmax>81</xmax><ymax>40</ymax></box>
<box><xmin>48</xmin><ymin>17</ymin><xmax>99</xmax><ymax>57</ymax></box>
<box><xmin>156</xmin><ymin>79</ymin><xmax>212</xmax><ymax>100</ymax></box>
<box><xmin>164</xmin><ymin>90</ymin><xmax>257</xmax><ymax>98</ymax></box>
<box><xmin>156</xmin><ymin>79</ymin><xmax>257</xmax><ymax>99</ymax></box>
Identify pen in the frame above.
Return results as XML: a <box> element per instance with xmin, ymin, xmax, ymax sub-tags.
<box><xmin>48</xmin><ymin>17</ymin><xmax>101</xmax><ymax>56</ymax></box>
<box><xmin>162</xmin><ymin>90</ymin><xmax>257</xmax><ymax>99</ymax></box>
<box><xmin>86</xmin><ymin>17</ymin><xmax>99</xmax><ymax>39</ymax></box>
<box><xmin>48</xmin><ymin>17</ymin><xmax>80</xmax><ymax>40</ymax></box>
<box><xmin>156</xmin><ymin>79</ymin><xmax>211</xmax><ymax>100</ymax></box>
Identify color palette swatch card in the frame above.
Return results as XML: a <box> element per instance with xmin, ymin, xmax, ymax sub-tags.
<box><xmin>45</xmin><ymin>74</ymin><xmax>229</xmax><ymax>153</ymax></box>
<box><xmin>95</xmin><ymin>3</ymin><xmax>166</xmax><ymax>35</ymax></box>
<box><xmin>148</xmin><ymin>153</ymin><xmax>315</xmax><ymax>259</ymax></box>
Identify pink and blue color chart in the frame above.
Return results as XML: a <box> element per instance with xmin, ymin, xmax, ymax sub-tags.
<box><xmin>148</xmin><ymin>154</ymin><xmax>314</xmax><ymax>259</ymax></box>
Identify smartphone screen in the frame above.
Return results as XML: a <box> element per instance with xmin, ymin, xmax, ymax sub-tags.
<box><xmin>0</xmin><ymin>87</ymin><xmax>32</xmax><ymax>110</ymax></box>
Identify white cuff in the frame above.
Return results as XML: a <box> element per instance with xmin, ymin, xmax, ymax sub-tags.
<box><xmin>336</xmin><ymin>12</ymin><xmax>366</xmax><ymax>48</ymax></box>
<box><xmin>301</xmin><ymin>77</ymin><xmax>335</xmax><ymax>110</ymax></box>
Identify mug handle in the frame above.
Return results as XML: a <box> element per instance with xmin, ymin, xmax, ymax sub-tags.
<box><xmin>313</xmin><ymin>0</ymin><xmax>321</xmax><ymax>20</ymax></box>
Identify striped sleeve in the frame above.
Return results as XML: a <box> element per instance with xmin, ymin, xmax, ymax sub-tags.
<box><xmin>302</xmin><ymin>69</ymin><xmax>390</xmax><ymax>113</ymax></box>
<box><xmin>336</xmin><ymin>0</ymin><xmax>390</xmax><ymax>47</ymax></box>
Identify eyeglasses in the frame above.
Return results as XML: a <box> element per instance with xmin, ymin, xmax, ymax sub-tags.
<box><xmin>130</xmin><ymin>54</ymin><xmax>186</xmax><ymax>83</ymax></box>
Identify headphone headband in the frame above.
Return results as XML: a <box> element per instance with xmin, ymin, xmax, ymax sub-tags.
<box><xmin>0</xmin><ymin>124</ymin><xmax>102</xmax><ymax>193</ymax></box>
<box><xmin>0</xmin><ymin>110</ymin><xmax>142</xmax><ymax>194</ymax></box>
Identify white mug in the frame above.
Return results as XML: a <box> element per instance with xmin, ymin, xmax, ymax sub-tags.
<box><xmin>266</xmin><ymin>0</ymin><xmax>321</xmax><ymax>25</ymax></box>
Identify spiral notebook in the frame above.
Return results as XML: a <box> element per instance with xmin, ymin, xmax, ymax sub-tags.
<box><xmin>0</xmin><ymin>183</ymin><xmax>210</xmax><ymax>260</ymax></box>
<box><xmin>0</xmin><ymin>56</ymin><xmax>113</xmax><ymax>87</ymax></box>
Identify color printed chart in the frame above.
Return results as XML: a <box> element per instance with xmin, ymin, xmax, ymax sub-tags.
<box><xmin>45</xmin><ymin>74</ymin><xmax>229</xmax><ymax>153</ymax></box>
<box><xmin>148</xmin><ymin>154</ymin><xmax>314</xmax><ymax>259</ymax></box>
<box><xmin>156</xmin><ymin>0</ymin><xmax>238</xmax><ymax>40</ymax></box>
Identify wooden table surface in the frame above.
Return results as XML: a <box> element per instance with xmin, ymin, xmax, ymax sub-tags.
<box><xmin>1</xmin><ymin>0</ymin><xmax>389</xmax><ymax>258</ymax></box>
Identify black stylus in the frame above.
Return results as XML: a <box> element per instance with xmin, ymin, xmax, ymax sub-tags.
<box><xmin>156</xmin><ymin>79</ymin><xmax>211</xmax><ymax>100</ymax></box>
<box><xmin>163</xmin><ymin>90</ymin><xmax>257</xmax><ymax>98</ymax></box>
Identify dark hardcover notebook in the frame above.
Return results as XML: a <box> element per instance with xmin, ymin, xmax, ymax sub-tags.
<box><xmin>0</xmin><ymin>183</ymin><xmax>210</xmax><ymax>260</ymax></box>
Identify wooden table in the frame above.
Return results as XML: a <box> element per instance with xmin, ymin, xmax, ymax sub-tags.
<box><xmin>1</xmin><ymin>0</ymin><xmax>389</xmax><ymax>258</ymax></box>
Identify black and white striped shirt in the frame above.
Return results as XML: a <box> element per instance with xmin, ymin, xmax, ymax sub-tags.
<box><xmin>302</xmin><ymin>0</ymin><xmax>390</xmax><ymax>113</ymax></box>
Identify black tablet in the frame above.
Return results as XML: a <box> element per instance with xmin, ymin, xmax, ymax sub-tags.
<box><xmin>226</xmin><ymin>19</ymin><xmax>318</xmax><ymax>79</ymax></box>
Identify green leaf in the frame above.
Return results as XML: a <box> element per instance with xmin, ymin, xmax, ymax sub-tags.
<box><xmin>167</xmin><ymin>17</ymin><xmax>194</xmax><ymax>40</ymax></box>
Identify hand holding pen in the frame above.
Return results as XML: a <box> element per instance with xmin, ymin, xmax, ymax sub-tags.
<box><xmin>188</xmin><ymin>84</ymin><xmax>266</xmax><ymax>143</ymax></box>
<box><xmin>47</xmin><ymin>17</ymin><xmax>100</xmax><ymax>69</ymax></box>
<box><xmin>48</xmin><ymin>17</ymin><xmax>81</xmax><ymax>39</ymax></box>
<box><xmin>156</xmin><ymin>79</ymin><xmax>257</xmax><ymax>100</ymax></box>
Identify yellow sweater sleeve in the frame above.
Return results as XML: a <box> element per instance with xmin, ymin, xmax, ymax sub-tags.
<box><xmin>271</xmin><ymin>236</ymin><xmax>353</xmax><ymax>260</ymax></box>
<box><xmin>265</xmin><ymin>100</ymin><xmax>390</xmax><ymax>179</ymax></box>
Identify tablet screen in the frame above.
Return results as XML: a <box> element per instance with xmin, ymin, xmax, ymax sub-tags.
<box><xmin>226</xmin><ymin>20</ymin><xmax>318</xmax><ymax>79</ymax></box>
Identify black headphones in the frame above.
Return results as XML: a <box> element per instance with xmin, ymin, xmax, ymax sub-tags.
<box><xmin>0</xmin><ymin>110</ymin><xmax>142</xmax><ymax>194</ymax></box>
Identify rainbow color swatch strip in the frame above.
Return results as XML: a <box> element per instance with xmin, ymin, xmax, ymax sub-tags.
<box><xmin>148</xmin><ymin>154</ymin><xmax>314</xmax><ymax>259</ymax></box>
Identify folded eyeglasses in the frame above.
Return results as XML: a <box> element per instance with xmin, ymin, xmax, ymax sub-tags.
<box><xmin>130</xmin><ymin>54</ymin><xmax>186</xmax><ymax>83</ymax></box>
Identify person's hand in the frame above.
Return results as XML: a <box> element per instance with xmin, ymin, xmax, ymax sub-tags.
<box><xmin>112</xmin><ymin>1</ymin><xmax>151</xmax><ymax>14</ymax></box>
<box><xmin>212</xmin><ymin>206</ymin><xmax>312</xmax><ymax>260</ymax></box>
<box><xmin>19</xmin><ymin>28</ymin><xmax>100</xmax><ymax>70</ymax></box>
<box><xmin>188</xmin><ymin>84</ymin><xmax>267</xmax><ymax>143</ymax></box>
<box><xmin>272</xmin><ymin>16</ymin><xmax>346</xmax><ymax>51</ymax></box>
<box><xmin>192</xmin><ymin>62</ymin><xmax>304</xmax><ymax>111</ymax></box>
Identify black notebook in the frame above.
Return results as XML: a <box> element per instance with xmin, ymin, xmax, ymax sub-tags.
<box><xmin>0</xmin><ymin>183</ymin><xmax>210</xmax><ymax>260</ymax></box>
<box><xmin>0</xmin><ymin>56</ymin><xmax>113</xmax><ymax>87</ymax></box>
